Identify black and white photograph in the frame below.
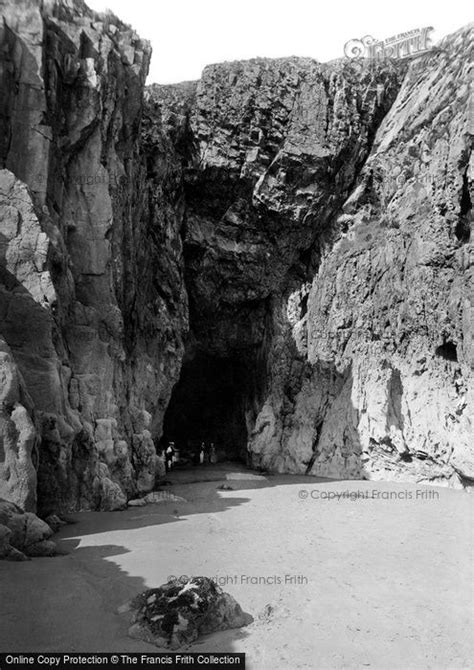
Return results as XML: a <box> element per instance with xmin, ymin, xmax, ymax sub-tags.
<box><xmin>0</xmin><ymin>0</ymin><xmax>473</xmax><ymax>667</ymax></box>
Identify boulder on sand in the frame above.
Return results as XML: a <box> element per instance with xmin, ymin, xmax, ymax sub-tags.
<box><xmin>0</xmin><ymin>498</ymin><xmax>56</xmax><ymax>560</ymax></box>
<box><xmin>121</xmin><ymin>576</ymin><xmax>253</xmax><ymax>648</ymax></box>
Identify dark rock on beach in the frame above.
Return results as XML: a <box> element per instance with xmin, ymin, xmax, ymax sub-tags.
<box><xmin>122</xmin><ymin>576</ymin><xmax>253</xmax><ymax>649</ymax></box>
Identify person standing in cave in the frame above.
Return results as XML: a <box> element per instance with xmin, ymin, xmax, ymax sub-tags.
<box><xmin>210</xmin><ymin>442</ymin><xmax>217</xmax><ymax>464</ymax></box>
<box><xmin>166</xmin><ymin>442</ymin><xmax>175</xmax><ymax>472</ymax></box>
<box><xmin>199</xmin><ymin>443</ymin><xmax>205</xmax><ymax>465</ymax></box>
<box><xmin>172</xmin><ymin>443</ymin><xmax>179</xmax><ymax>466</ymax></box>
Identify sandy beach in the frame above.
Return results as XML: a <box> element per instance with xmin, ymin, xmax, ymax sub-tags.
<box><xmin>1</xmin><ymin>467</ymin><xmax>473</xmax><ymax>669</ymax></box>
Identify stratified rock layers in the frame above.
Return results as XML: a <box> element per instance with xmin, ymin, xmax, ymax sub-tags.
<box><xmin>0</xmin><ymin>0</ymin><xmax>472</xmax><ymax>514</ymax></box>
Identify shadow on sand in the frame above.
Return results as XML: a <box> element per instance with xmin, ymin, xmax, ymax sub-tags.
<box><xmin>21</xmin><ymin>467</ymin><xmax>335</xmax><ymax>654</ymax></box>
<box><xmin>1</xmin><ymin>464</ymin><xmax>347</xmax><ymax>654</ymax></box>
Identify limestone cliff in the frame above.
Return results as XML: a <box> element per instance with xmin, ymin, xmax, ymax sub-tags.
<box><xmin>0</xmin><ymin>0</ymin><xmax>472</xmax><ymax>517</ymax></box>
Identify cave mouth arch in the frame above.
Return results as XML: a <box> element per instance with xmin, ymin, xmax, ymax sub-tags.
<box><xmin>435</xmin><ymin>341</ymin><xmax>458</xmax><ymax>362</ymax></box>
<box><xmin>162</xmin><ymin>350</ymin><xmax>259</xmax><ymax>466</ymax></box>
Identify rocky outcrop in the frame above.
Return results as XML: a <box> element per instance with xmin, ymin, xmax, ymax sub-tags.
<box><xmin>155</xmin><ymin>56</ymin><xmax>408</xmax><ymax>456</ymax></box>
<box><xmin>153</xmin><ymin>30</ymin><xmax>472</xmax><ymax>487</ymax></box>
<box><xmin>0</xmin><ymin>0</ymin><xmax>472</xmax><ymax>515</ymax></box>
<box><xmin>0</xmin><ymin>337</ymin><xmax>38</xmax><ymax>511</ymax></box>
<box><xmin>248</xmin><ymin>27</ymin><xmax>473</xmax><ymax>486</ymax></box>
<box><xmin>0</xmin><ymin>498</ymin><xmax>56</xmax><ymax>559</ymax></box>
<box><xmin>0</xmin><ymin>0</ymin><xmax>179</xmax><ymax>513</ymax></box>
<box><xmin>121</xmin><ymin>577</ymin><xmax>253</xmax><ymax>649</ymax></box>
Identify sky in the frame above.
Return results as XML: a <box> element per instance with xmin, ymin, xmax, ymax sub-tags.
<box><xmin>86</xmin><ymin>0</ymin><xmax>473</xmax><ymax>84</ymax></box>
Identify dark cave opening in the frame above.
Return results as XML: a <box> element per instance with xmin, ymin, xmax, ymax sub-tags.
<box><xmin>455</xmin><ymin>173</ymin><xmax>472</xmax><ymax>243</ymax></box>
<box><xmin>162</xmin><ymin>350</ymin><xmax>257</xmax><ymax>465</ymax></box>
<box><xmin>435</xmin><ymin>341</ymin><xmax>458</xmax><ymax>362</ymax></box>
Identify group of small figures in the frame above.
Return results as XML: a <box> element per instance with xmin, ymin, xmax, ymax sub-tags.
<box><xmin>164</xmin><ymin>441</ymin><xmax>217</xmax><ymax>471</ymax></box>
<box><xmin>197</xmin><ymin>442</ymin><xmax>217</xmax><ymax>466</ymax></box>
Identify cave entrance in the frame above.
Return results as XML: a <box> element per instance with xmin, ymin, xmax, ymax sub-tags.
<box><xmin>162</xmin><ymin>351</ymin><xmax>255</xmax><ymax>466</ymax></box>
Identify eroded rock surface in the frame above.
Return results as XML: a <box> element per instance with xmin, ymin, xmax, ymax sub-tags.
<box><xmin>1</xmin><ymin>0</ymin><xmax>181</xmax><ymax>512</ymax></box>
<box><xmin>0</xmin><ymin>337</ymin><xmax>38</xmax><ymax>510</ymax></box>
<box><xmin>249</xmin><ymin>27</ymin><xmax>473</xmax><ymax>486</ymax></box>
<box><xmin>123</xmin><ymin>577</ymin><xmax>253</xmax><ymax>649</ymax></box>
<box><xmin>0</xmin><ymin>498</ymin><xmax>56</xmax><ymax>559</ymax></box>
<box><xmin>153</xmin><ymin>55</ymin><xmax>407</xmax><ymax>458</ymax></box>
<box><xmin>151</xmin><ymin>31</ymin><xmax>472</xmax><ymax>486</ymax></box>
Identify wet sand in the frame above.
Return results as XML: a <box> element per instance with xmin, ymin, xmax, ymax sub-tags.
<box><xmin>1</xmin><ymin>470</ymin><xmax>473</xmax><ymax>669</ymax></box>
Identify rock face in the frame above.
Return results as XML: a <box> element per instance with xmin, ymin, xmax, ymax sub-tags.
<box><xmin>0</xmin><ymin>337</ymin><xmax>38</xmax><ymax>510</ymax></box>
<box><xmin>248</xmin><ymin>29</ymin><xmax>473</xmax><ymax>486</ymax></box>
<box><xmin>0</xmin><ymin>0</ymin><xmax>176</xmax><ymax>513</ymax></box>
<box><xmin>155</xmin><ymin>57</ymin><xmax>407</xmax><ymax>457</ymax></box>
<box><xmin>123</xmin><ymin>577</ymin><xmax>253</xmax><ymax>649</ymax></box>
<box><xmin>0</xmin><ymin>0</ymin><xmax>472</xmax><ymax>514</ymax></box>
<box><xmin>155</xmin><ymin>31</ymin><xmax>473</xmax><ymax>487</ymax></box>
